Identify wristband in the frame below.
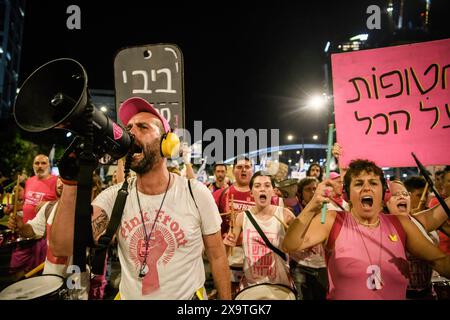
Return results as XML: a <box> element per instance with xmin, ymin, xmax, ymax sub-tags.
<box><xmin>60</xmin><ymin>178</ymin><xmax>78</xmax><ymax>186</ymax></box>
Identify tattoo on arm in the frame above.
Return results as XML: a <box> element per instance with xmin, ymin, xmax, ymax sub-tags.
<box><xmin>92</xmin><ymin>210</ymin><xmax>109</xmax><ymax>239</ymax></box>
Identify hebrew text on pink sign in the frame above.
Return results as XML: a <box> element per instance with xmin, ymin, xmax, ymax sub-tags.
<box><xmin>332</xmin><ymin>38</ymin><xmax>450</xmax><ymax>167</ymax></box>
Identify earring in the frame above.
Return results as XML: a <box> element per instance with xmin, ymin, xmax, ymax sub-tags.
<box><xmin>348</xmin><ymin>200</ymin><xmax>352</xmax><ymax>208</ymax></box>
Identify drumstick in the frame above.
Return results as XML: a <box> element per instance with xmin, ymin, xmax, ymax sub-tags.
<box><xmin>11</xmin><ymin>175</ymin><xmax>20</xmax><ymax>234</ymax></box>
<box><xmin>0</xmin><ymin>188</ymin><xmax>4</xmax><ymax>213</ymax></box>
<box><xmin>415</xmin><ymin>182</ymin><xmax>429</xmax><ymax>212</ymax></box>
<box><xmin>24</xmin><ymin>262</ymin><xmax>45</xmax><ymax>278</ymax></box>
<box><xmin>228</xmin><ymin>194</ymin><xmax>235</xmax><ymax>256</ymax></box>
<box><xmin>230</xmin><ymin>194</ymin><xmax>235</xmax><ymax>231</ymax></box>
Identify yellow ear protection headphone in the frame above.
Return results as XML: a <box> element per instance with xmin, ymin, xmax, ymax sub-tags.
<box><xmin>160</xmin><ymin>130</ymin><xmax>180</xmax><ymax>159</ymax></box>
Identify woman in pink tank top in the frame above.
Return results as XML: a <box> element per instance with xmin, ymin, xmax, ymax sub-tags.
<box><xmin>283</xmin><ymin>159</ymin><xmax>450</xmax><ymax>300</ymax></box>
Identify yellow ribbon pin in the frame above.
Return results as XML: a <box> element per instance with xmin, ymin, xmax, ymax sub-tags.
<box><xmin>389</xmin><ymin>234</ymin><xmax>398</xmax><ymax>242</ymax></box>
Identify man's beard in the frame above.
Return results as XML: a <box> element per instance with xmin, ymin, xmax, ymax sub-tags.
<box><xmin>216</xmin><ymin>176</ymin><xmax>224</xmax><ymax>183</ymax></box>
<box><xmin>34</xmin><ymin>169</ymin><xmax>47</xmax><ymax>179</ymax></box>
<box><xmin>131</xmin><ymin>139</ymin><xmax>161</xmax><ymax>174</ymax></box>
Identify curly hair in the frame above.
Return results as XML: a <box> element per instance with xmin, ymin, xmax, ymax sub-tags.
<box><xmin>343</xmin><ymin>159</ymin><xmax>387</xmax><ymax>197</ymax></box>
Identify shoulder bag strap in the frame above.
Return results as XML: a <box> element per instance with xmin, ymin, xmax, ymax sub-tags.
<box><xmin>245</xmin><ymin>210</ymin><xmax>287</xmax><ymax>261</ymax></box>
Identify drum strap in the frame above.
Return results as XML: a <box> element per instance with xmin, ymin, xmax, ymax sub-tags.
<box><xmin>245</xmin><ymin>210</ymin><xmax>287</xmax><ymax>261</ymax></box>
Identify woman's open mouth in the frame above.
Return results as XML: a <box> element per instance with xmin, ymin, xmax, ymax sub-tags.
<box><xmin>397</xmin><ymin>202</ymin><xmax>408</xmax><ymax>212</ymax></box>
<box><xmin>361</xmin><ymin>196</ymin><xmax>374</xmax><ymax>208</ymax></box>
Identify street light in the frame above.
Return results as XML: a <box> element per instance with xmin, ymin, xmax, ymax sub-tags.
<box><xmin>287</xmin><ymin>134</ymin><xmax>293</xmax><ymax>141</ymax></box>
<box><xmin>307</xmin><ymin>94</ymin><xmax>327</xmax><ymax>109</ymax></box>
<box><xmin>313</xmin><ymin>135</ymin><xmax>318</xmax><ymax>140</ymax></box>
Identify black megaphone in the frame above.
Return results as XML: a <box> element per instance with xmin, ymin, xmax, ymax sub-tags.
<box><xmin>13</xmin><ymin>58</ymin><xmax>132</xmax><ymax>161</ymax></box>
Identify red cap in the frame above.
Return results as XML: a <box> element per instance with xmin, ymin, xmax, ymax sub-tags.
<box><xmin>118</xmin><ymin>97</ymin><xmax>170</xmax><ymax>133</ymax></box>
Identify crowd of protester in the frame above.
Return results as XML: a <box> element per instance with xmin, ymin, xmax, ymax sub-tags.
<box><xmin>1</xmin><ymin>106</ymin><xmax>450</xmax><ymax>301</ymax></box>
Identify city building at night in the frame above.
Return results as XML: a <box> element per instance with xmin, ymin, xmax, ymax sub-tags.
<box><xmin>0</xmin><ymin>0</ymin><xmax>25</xmax><ymax>119</ymax></box>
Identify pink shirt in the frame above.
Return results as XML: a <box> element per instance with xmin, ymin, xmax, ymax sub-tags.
<box><xmin>326</xmin><ymin>212</ymin><xmax>409</xmax><ymax>300</ymax></box>
<box><xmin>213</xmin><ymin>185</ymin><xmax>255</xmax><ymax>238</ymax></box>
<box><xmin>23</xmin><ymin>175</ymin><xmax>58</xmax><ymax>223</ymax></box>
<box><xmin>428</xmin><ymin>196</ymin><xmax>450</xmax><ymax>254</ymax></box>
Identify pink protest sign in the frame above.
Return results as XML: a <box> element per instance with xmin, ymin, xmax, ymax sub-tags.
<box><xmin>331</xmin><ymin>38</ymin><xmax>450</xmax><ymax>167</ymax></box>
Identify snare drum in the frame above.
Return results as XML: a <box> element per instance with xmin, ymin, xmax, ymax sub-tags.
<box><xmin>0</xmin><ymin>275</ymin><xmax>67</xmax><ymax>300</ymax></box>
<box><xmin>234</xmin><ymin>283</ymin><xmax>297</xmax><ymax>300</ymax></box>
<box><xmin>0</xmin><ymin>230</ymin><xmax>38</xmax><ymax>275</ymax></box>
<box><xmin>0</xmin><ymin>230</ymin><xmax>40</xmax><ymax>275</ymax></box>
<box><xmin>432</xmin><ymin>277</ymin><xmax>450</xmax><ymax>300</ymax></box>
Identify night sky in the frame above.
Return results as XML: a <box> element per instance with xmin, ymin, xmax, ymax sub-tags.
<box><xmin>19</xmin><ymin>0</ymin><xmax>450</xmax><ymax>146</ymax></box>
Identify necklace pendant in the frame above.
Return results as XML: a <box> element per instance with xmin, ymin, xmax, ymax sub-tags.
<box><xmin>139</xmin><ymin>263</ymin><xmax>149</xmax><ymax>278</ymax></box>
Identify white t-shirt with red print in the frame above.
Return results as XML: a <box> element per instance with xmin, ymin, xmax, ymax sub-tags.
<box><xmin>241</xmin><ymin>207</ymin><xmax>291</xmax><ymax>288</ymax></box>
<box><xmin>92</xmin><ymin>173</ymin><xmax>222</xmax><ymax>300</ymax></box>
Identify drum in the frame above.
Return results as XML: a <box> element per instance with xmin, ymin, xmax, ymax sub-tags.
<box><xmin>0</xmin><ymin>275</ymin><xmax>68</xmax><ymax>300</ymax></box>
<box><xmin>234</xmin><ymin>283</ymin><xmax>297</xmax><ymax>300</ymax></box>
<box><xmin>0</xmin><ymin>230</ymin><xmax>38</xmax><ymax>275</ymax></box>
<box><xmin>0</xmin><ymin>230</ymin><xmax>37</xmax><ymax>250</ymax></box>
<box><xmin>432</xmin><ymin>276</ymin><xmax>450</xmax><ymax>300</ymax></box>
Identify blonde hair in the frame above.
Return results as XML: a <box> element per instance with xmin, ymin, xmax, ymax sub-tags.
<box><xmin>389</xmin><ymin>179</ymin><xmax>405</xmax><ymax>188</ymax></box>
